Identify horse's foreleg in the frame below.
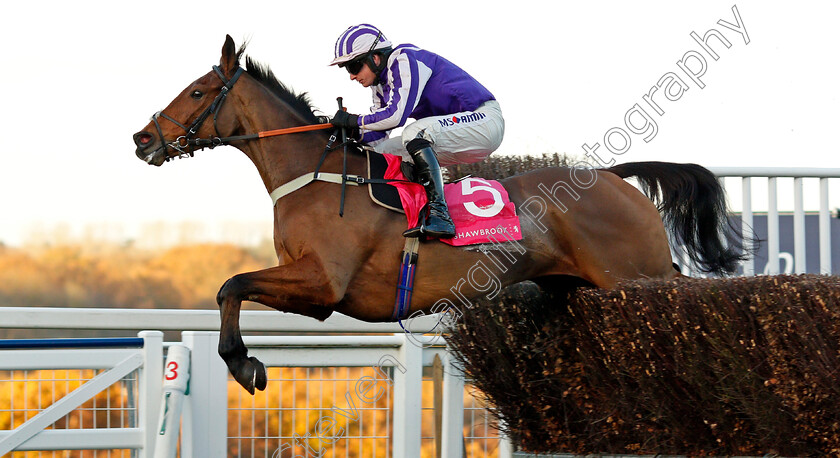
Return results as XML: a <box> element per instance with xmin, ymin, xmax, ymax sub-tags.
<box><xmin>216</xmin><ymin>285</ymin><xmax>266</xmax><ymax>394</ymax></box>
<box><xmin>216</xmin><ymin>256</ymin><xmax>345</xmax><ymax>394</ymax></box>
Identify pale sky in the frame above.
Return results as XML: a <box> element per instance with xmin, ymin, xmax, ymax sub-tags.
<box><xmin>1</xmin><ymin>1</ymin><xmax>838</xmax><ymax>246</ymax></box>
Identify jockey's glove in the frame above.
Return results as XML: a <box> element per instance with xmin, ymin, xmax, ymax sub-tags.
<box><xmin>331</xmin><ymin>109</ymin><xmax>359</xmax><ymax>129</ymax></box>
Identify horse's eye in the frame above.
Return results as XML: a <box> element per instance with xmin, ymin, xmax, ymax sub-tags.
<box><xmin>191</xmin><ymin>90</ymin><xmax>204</xmax><ymax>99</ymax></box>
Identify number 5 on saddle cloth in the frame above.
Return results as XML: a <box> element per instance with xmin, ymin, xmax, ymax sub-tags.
<box><xmin>366</xmin><ymin>151</ymin><xmax>523</xmax><ymax>323</ymax></box>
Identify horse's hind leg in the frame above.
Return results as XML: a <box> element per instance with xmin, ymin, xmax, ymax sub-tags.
<box><xmin>216</xmin><ymin>256</ymin><xmax>342</xmax><ymax>394</ymax></box>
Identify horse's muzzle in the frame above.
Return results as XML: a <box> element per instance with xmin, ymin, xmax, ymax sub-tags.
<box><xmin>133</xmin><ymin>131</ymin><xmax>165</xmax><ymax>165</ymax></box>
<box><xmin>133</xmin><ymin>131</ymin><xmax>154</xmax><ymax>153</ymax></box>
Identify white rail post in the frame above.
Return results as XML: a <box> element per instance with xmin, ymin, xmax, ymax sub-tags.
<box><xmin>154</xmin><ymin>345</ymin><xmax>191</xmax><ymax>458</ymax></box>
<box><xmin>498</xmin><ymin>432</ymin><xmax>515</xmax><ymax>458</ymax></box>
<box><xmin>441</xmin><ymin>350</ymin><xmax>465</xmax><ymax>458</ymax></box>
<box><xmin>793</xmin><ymin>177</ymin><xmax>806</xmax><ymax>273</ymax></box>
<box><xmin>181</xmin><ymin>331</ymin><xmax>227</xmax><ymax>458</ymax></box>
<box><xmin>741</xmin><ymin>177</ymin><xmax>754</xmax><ymax>276</ymax></box>
<box><xmin>767</xmin><ymin>177</ymin><xmax>780</xmax><ymax>275</ymax></box>
<box><xmin>138</xmin><ymin>331</ymin><xmax>164</xmax><ymax>458</ymax></box>
<box><xmin>819</xmin><ymin>178</ymin><xmax>833</xmax><ymax>274</ymax></box>
<box><xmin>393</xmin><ymin>333</ymin><xmax>423</xmax><ymax>456</ymax></box>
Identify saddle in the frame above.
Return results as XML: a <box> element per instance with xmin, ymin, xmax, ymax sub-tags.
<box><xmin>306</xmin><ymin>146</ymin><xmax>523</xmax><ymax>322</ymax></box>
<box><xmin>362</xmin><ymin>148</ymin><xmax>524</xmax><ymax>323</ymax></box>
<box><xmin>366</xmin><ymin>149</ymin><xmax>411</xmax><ymax>213</ymax></box>
<box><xmin>365</xmin><ymin>149</ymin><xmax>523</xmax><ymax>247</ymax></box>
<box><xmin>269</xmin><ymin>145</ymin><xmax>522</xmax><ymax>247</ymax></box>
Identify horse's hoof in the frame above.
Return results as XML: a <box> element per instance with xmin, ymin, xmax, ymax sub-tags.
<box><xmin>249</xmin><ymin>356</ymin><xmax>268</xmax><ymax>391</ymax></box>
<box><xmin>234</xmin><ymin>356</ymin><xmax>268</xmax><ymax>394</ymax></box>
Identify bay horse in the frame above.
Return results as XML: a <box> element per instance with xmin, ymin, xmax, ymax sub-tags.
<box><xmin>132</xmin><ymin>36</ymin><xmax>744</xmax><ymax>394</ymax></box>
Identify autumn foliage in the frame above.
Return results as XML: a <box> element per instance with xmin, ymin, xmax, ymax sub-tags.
<box><xmin>0</xmin><ymin>242</ymin><xmax>273</xmax><ymax>313</ymax></box>
<box><xmin>447</xmin><ymin>275</ymin><xmax>840</xmax><ymax>456</ymax></box>
<box><xmin>0</xmin><ymin>241</ymin><xmax>502</xmax><ymax>456</ymax></box>
<box><xmin>0</xmin><ymin>369</ymin><xmax>137</xmax><ymax>457</ymax></box>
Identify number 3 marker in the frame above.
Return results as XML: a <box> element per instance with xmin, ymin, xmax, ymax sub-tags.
<box><xmin>165</xmin><ymin>361</ymin><xmax>179</xmax><ymax>381</ymax></box>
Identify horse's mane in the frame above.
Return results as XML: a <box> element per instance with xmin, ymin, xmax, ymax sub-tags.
<box><xmin>238</xmin><ymin>44</ymin><xmax>320</xmax><ymax>123</ymax></box>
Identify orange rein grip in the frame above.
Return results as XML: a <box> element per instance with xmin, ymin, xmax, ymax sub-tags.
<box><xmin>257</xmin><ymin>123</ymin><xmax>334</xmax><ymax>138</ymax></box>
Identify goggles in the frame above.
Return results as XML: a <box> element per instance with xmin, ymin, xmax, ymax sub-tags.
<box><xmin>339</xmin><ymin>31</ymin><xmax>383</xmax><ymax>76</ymax></box>
<box><xmin>342</xmin><ymin>57</ymin><xmax>366</xmax><ymax>75</ymax></box>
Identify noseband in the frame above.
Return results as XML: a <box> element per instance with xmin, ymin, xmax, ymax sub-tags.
<box><xmin>150</xmin><ymin>65</ymin><xmax>245</xmax><ymax>159</ymax></box>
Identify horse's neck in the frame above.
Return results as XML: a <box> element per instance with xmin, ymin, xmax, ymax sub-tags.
<box><xmin>232</xmin><ymin>84</ymin><xmax>329</xmax><ymax>196</ymax></box>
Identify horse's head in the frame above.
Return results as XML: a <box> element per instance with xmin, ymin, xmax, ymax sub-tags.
<box><xmin>133</xmin><ymin>35</ymin><xmax>244</xmax><ymax>166</ymax></box>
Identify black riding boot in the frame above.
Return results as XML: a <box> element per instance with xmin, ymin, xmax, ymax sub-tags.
<box><xmin>402</xmin><ymin>138</ymin><xmax>456</xmax><ymax>239</ymax></box>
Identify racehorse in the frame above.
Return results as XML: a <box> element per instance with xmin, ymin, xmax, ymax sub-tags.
<box><xmin>132</xmin><ymin>36</ymin><xmax>745</xmax><ymax>394</ymax></box>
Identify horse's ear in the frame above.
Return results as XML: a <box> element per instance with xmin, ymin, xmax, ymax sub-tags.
<box><xmin>220</xmin><ymin>34</ymin><xmax>238</xmax><ymax>73</ymax></box>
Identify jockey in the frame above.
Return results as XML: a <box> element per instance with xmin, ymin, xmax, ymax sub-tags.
<box><xmin>329</xmin><ymin>24</ymin><xmax>505</xmax><ymax>239</ymax></box>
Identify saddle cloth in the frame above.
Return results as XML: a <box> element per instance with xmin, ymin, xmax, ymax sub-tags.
<box><xmin>366</xmin><ymin>151</ymin><xmax>523</xmax><ymax>246</ymax></box>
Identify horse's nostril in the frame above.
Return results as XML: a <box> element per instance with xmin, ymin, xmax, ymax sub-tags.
<box><xmin>134</xmin><ymin>132</ymin><xmax>154</xmax><ymax>147</ymax></box>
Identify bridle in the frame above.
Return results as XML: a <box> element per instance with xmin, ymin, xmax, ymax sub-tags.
<box><xmin>144</xmin><ymin>61</ymin><xmax>422</xmax><ymax>328</ymax></box>
<box><xmin>147</xmin><ymin>65</ymin><xmax>334</xmax><ymax>161</ymax></box>
<box><xmin>150</xmin><ymin>65</ymin><xmax>245</xmax><ymax>160</ymax></box>
<box><xmin>145</xmin><ymin>63</ymin><xmax>389</xmax><ymax>216</ymax></box>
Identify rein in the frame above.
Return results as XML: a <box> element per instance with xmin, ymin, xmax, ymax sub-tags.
<box><xmin>150</xmin><ymin>64</ymin><xmax>413</xmax><ymax>212</ymax></box>
<box><xmin>149</xmin><ymin>64</ymin><xmax>405</xmax><ymax>207</ymax></box>
<box><xmin>149</xmin><ymin>65</ymin><xmax>333</xmax><ymax>160</ymax></box>
<box><xmin>184</xmin><ymin>121</ymin><xmax>335</xmax><ymax>151</ymax></box>
<box><xmin>151</xmin><ymin>64</ymin><xmax>420</xmax><ymax>326</ymax></box>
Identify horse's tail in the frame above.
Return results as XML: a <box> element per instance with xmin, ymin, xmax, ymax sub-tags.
<box><xmin>606</xmin><ymin>161</ymin><xmax>747</xmax><ymax>275</ymax></box>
